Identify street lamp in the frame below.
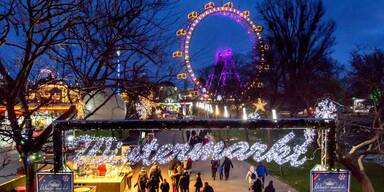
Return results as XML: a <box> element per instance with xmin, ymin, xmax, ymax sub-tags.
<box><xmin>224</xmin><ymin>106</ymin><xmax>229</xmax><ymax>118</ymax></box>
<box><xmin>272</xmin><ymin>109</ymin><xmax>277</xmax><ymax>122</ymax></box>
<box><xmin>242</xmin><ymin>107</ymin><xmax>247</xmax><ymax>120</ymax></box>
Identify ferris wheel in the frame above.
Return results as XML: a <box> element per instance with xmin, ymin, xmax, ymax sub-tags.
<box><xmin>173</xmin><ymin>2</ymin><xmax>269</xmax><ymax>96</ymax></box>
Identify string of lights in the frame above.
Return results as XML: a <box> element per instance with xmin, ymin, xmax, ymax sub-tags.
<box><xmin>71</xmin><ymin>129</ymin><xmax>315</xmax><ymax>167</ymax></box>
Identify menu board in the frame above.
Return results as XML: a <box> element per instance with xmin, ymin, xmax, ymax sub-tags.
<box><xmin>36</xmin><ymin>172</ymin><xmax>73</xmax><ymax>192</ymax></box>
<box><xmin>311</xmin><ymin>170</ymin><xmax>350</xmax><ymax>192</ymax></box>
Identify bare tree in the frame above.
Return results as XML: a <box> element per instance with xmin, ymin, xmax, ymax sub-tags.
<box><xmin>0</xmin><ymin>1</ymin><xmax>13</xmax><ymax>47</ymax></box>
<box><xmin>349</xmin><ymin>49</ymin><xmax>384</xmax><ymax>98</ymax></box>
<box><xmin>49</xmin><ymin>0</ymin><xmax>178</xmax><ymax>119</ymax></box>
<box><xmin>0</xmin><ymin>1</ymin><xmax>81</xmax><ymax>191</ymax></box>
<box><xmin>0</xmin><ymin>0</ymin><xmax>177</xmax><ymax>191</ymax></box>
<box><xmin>257</xmin><ymin>0</ymin><xmax>338</xmax><ymax>111</ymax></box>
<box><xmin>337</xmin><ymin>99</ymin><xmax>383</xmax><ymax>192</ymax></box>
<box><xmin>337</xmin><ymin>49</ymin><xmax>384</xmax><ymax>192</ymax></box>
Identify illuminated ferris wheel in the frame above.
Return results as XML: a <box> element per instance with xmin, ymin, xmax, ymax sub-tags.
<box><xmin>173</xmin><ymin>2</ymin><xmax>269</xmax><ymax>96</ymax></box>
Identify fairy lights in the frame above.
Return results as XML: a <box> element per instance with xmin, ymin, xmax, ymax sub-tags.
<box><xmin>123</xmin><ymin>129</ymin><xmax>314</xmax><ymax>167</ymax></box>
<box><xmin>248</xmin><ymin>112</ymin><xmax>261</xmax><ymax>120</ymax></box>
<box><xmin>315</xmin><ymin>99</ymin><xmax>337</xmax><ymax>119</ymax></box>
<box><xmin>70</xmin><ymin>129</ymin><xmax>315</xmax><ymax>168</ymax></box>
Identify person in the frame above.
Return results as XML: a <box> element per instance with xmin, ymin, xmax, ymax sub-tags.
<box><xmin>171</xmin><ymin>178</ymin><xmax>178</xmax><ymax>192</ymax></box>
<box><xmin>218</xmin><ymin>164</ymin><xmax>224</xmax><ymax>180</ymax></box>
<box><xmin>221</xmin><ymin>157</ymin><xmax>234</xmax><ymax>180</ymax></box>
<box><xmin>202</xmin><ymin>182</ymin><xmax>214</xmax><ymax>192</ymax></box>
<box><xmin>184</xmin><ymin>158</ymin><xmax>193</xmax><ymax>170</ymax></box>
<box><xmin>194</xmin><ymin>172</ymin><xmax>203</xmax><ymax>192</ymax></box>
<box><xmin>150</xmin><ymin>164</ymin><xmax>163</xmax><ymax>191</ymax></box>
<box><xmin>148</xmin><ymin>176</ymin><xmax>158</xmax><ymax>192</ymax></box>
<box><xmin>251</xmin><ymin>178</ymin><xmax>262</xmax><ymax>192</ymax></box>
<box><xmin>185</xmin><ymin>171</ymin><xmax>190</xmax><ymax>192</ymax></box>
<box><xmin>202</xmin><ymin>135</ymin><xmax>209</xmax><ymax>144</ymax></box>
<box><xmin>169</xmin><ymin>159</ymin><xmax>179</xmax><ymax>177</ymax></box>
<box><xmin>134</xmin><ymin>167</ymin><xmax>148</xmax><ymax>192</ymax></box>
<box><xmin>245</xmin><ymin>166</ymin><xmax>256</xmax><ymax>190</ymax></box>
<box><xmin>171</xmin><ymin>165</ymin><xmax>182</xmax><ymax>192</ymax></box>
<box><xmin>210</xmin><ymin>160</ymin><xmax>219</xmax><ymax>180</ymax></box>
<box><xmin>256</xmin><ymin>162</ymin><xmax>268</xmax><ymax>188</ymax></box>
<box><xmin>186</xmin><ymin>130</ymin><xmax>191</xmax><ymax>143</ymax></box>
<box><xmin>160</xmin><ymin>179</ymin><xmax>170</xmax><ymax>192</ymax></box>
<box><xmin>264</xmin><ymin>181</ymin><xmax>275</xmax><ymax>192</ymax></box>
<box><xmin>189</xmin><ymin>131</ymin><xmax>199</xmax><ymax>146</ymax></box>
<box><xmin>179</xmin><ymin>170</ymin><xmax>189</xmax><ymax>192</ymax></box>
<box><xmin>122</xmin><ymin>163</ymin><xmax>134</xmax><ymax>189</ymax></box>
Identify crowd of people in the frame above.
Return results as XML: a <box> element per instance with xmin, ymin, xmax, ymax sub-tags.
<box><xmin>128</xmin><ymin>130</ymin><xmax>275</xmax><ymax>192</ymax></box>
<box><xmin>133</xmin><ymin>161</ymin><xmax>215</xmax><ymax>192</ymax></box>
<box><xmin>245</xmin><ymin>163</ymin><xmax>275</xmax><ymax>192</ymax></box>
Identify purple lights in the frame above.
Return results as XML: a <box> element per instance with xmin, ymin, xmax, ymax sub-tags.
<box><xmin>215</xmin><ymin>48</ymin><xmax>233</xmax><ymax>60</ymax></box>
<box><xmin>206</xmin><ymin>48</ymin><xmax>242</xmax><ymax>98</ymax></box>
<box><xmin>175</xmin><ymin>3</ymin><xmax>267</xmax><ymax>95</ymax></box>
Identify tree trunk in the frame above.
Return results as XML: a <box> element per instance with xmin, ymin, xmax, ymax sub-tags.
<box><xmin>244</xmin><ymin>128</ymin><xmax>250</xmax><ymax>142</ymax></box>
<box><xmin>24</xmin><ymin>160</ymin><xmax>35</xmax><ymax>192</ymax></box>
<box><xmin>338</xmin><ymin>157</ymin><xmax>375</xmax><ymax>192</ymax></box>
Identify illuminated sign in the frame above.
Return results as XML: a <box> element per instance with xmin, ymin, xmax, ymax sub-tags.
<box><xmin>125</xmin><ymin>129</ymin><xmax>315</xmax><ymax>167</ymax></box>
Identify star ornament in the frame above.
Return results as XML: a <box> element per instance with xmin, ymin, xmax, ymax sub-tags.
<box><xmin>253</xmin><ymin>98</ymin><xmax>267</xmax><ymax>112</ymax></box>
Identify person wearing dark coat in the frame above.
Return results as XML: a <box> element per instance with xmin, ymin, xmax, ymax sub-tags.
<box><xmin>264</xmin><ymin>181</ymin><xmax>275</xmax><ymax>192</ymax></box>
<box><xmin>179</xmin><ymin>171</ymin><xmax>190</xmax><ymax>192</ymax></box>
<box><xmin>251</xmin><ymin>178</ymin><xmax>262</xmax><ymax>192</ymax></box>
<box><xmin>150</xmin><ymin>164</ymin><xmax>164</xmax><ymax>191</ymax></box>
<box><xmin>185</xmin><ymin>171</ymin><xmax>190</xmax><ymax>191</ymax></box>
<box><xmin>221</xmin><ymin>157</ymin><xmax>234</xmax><ymax>180</ymax></box>
<box><xmin>194</xmin><ymin>172</ymin><xmax>203</xmax><ymax>192</ymax></box>
<box><xmin>210</xmin><ymin>160</ymin><xmax>219</xmax><ymax>180</ymax></box>
<box><xmin>202</xmin><ymin>182</ymin><xmax>214</xmax><ymax>192</ymax></box>
<box><xmin>148</xmin><ymin>176</ymin><xmax>158</xmax><ymax>192</ymax></box>
<box><xmin>160</xmin><ymin>179</ymin><xmax>171</xmax><ymax>192</ymax></box>
<box><xmin>189</xmin><ymin>131</ymin><xmax>200</xmax><ymax>147</ymax></box>
<box><xmin>134</xmin><ymin>168</ymin><xmax>148</xmax><ymax>192</ymax></box>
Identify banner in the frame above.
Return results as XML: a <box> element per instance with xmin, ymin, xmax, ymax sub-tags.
<box><xmin>36</xmin><ymin>172</ymin><xmax>73</xmax><ymax>192</ymax></box>
<box><xmin>311</xmin><ymin>168</ymin><xmax>350</xmax><ymax>192</ymax></box>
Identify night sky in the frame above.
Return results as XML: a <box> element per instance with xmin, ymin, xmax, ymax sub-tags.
<box><xmin>172</xmin><ymin>0</ymin><xmax>384</xmax><ymax>70</ymax></box>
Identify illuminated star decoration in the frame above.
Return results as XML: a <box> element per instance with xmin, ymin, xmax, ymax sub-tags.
<box><xmin>315</xmin><ymin>99</ymin><xmax>337</xmax><ymax>119</ymax></box>
<box><xmin>253</xmin><ymin>98</ymin><xmax>267</xmax><ymax>112</ymax></box>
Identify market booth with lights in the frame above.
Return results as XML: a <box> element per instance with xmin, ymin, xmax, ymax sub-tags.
<box><xmin>35</xmin><ymin>116</ymin><xmax>349</xmax><ymax>192</ymax></box>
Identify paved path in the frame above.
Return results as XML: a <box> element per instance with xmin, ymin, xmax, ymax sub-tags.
<box><xmin>0</xmin><ymin>150</ymin><xmax>20</xmax><ymax>183</ymax></box>
<box><xmin>128</xmin><ymin>130</ymin><xmax>297</xmax><ymax>192</ymax></box>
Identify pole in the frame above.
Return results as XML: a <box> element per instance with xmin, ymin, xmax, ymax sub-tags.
<box><xmin>326</xmin><ymin>125</ymin><xmax>336</xmax><ymax>170</ymax></box>
<box><xmin>53</xmin><ymin>124</ymin><xmax>63</xmax><ymax>172</ymax></box>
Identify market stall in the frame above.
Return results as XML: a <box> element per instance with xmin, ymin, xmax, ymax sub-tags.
<box><xmin>65</xmin><ymin>136</ymin><xmax>134</xmax><ymax>192</ymax></box>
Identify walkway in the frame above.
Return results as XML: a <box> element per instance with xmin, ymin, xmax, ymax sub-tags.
<box><xmin>127</xmin><ymin>130</ymin><xmax>297</xmax><ymax>192</ymax></box>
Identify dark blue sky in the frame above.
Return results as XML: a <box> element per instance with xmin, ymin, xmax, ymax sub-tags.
<box><xmin>172</xmin><ymin>0</ymin><xmax>384</xmax><ymax>69</ymax></box>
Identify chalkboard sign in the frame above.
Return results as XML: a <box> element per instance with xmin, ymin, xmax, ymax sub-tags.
<box><xmin>311</xmin><ymin>169</ymin><xmax>350</xmax><ymax>192</ymax></box>
<box><xmin>36</xmin><ymin>172</ymin><xmax>74</xmax><ymax>192</ymax></box>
